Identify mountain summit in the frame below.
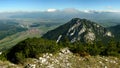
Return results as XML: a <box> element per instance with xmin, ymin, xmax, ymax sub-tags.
<box><xmin>42</xmin><ymin>18</ymin><xmax>113</xmax><ymax>43</ymax></box>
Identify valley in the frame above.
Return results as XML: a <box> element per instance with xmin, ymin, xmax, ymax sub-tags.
<box><xmin>0</xmin><ymin>19</ymin><xmax>60</xmax><ymax>51</ymax></box>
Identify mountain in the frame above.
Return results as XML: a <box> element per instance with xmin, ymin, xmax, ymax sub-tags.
<box><xmin>42</xmin><ymin>18</ymin><xmax>113</xmax><ymax>43</ymax></box>
<box><xmin>108</xmin><ymin>25</ymin><xmax>120</xmax><ymax>41</ymax></box>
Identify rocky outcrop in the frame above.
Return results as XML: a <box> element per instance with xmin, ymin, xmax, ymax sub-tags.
<box><xmin>0</xmin><ymin>48</ymin><xmax>119</xmax><ymax>68</ymax></box>
<box><xmin>25</xmin><ymin>48</ymin><xmax>73</xmax><ymax>68</ymax></box>
<box><xmin>24</xmin><ymin>48</ymin><xmax>120</xmax><ymax>68</ymax></box>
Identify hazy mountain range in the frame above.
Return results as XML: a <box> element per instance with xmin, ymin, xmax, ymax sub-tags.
<box><xmin>0</xmin><ymin>9</ymin><xmax>120</xmax><ymax>27</ymax></box>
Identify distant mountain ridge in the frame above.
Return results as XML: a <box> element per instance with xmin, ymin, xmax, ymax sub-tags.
<box><xmin>42</xmin><ymin>18</ymin><xmax>113</xmax><ymax>43</ymax></box>
<box><xmin>1</xmin><ymin>10</ymin><xmax>120</xmax><ymax>27</ymax></box>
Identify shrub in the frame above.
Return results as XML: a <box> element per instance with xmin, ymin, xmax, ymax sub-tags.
<box><xmin>68</xmin><ymin>40</ymin><xmax>120</xmax><ymax>57</ymax></box>
<box><xmin>6</xmin><ymin>38</ymin><xmax>61</xmax><ymax>64</ymax></box>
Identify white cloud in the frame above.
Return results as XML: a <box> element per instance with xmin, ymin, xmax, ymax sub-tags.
<box><xmin>63</xmin><ymin>8</ymin><xmax>80</xmax><ymax>13</ymax></box>
<box><xmin>47</xmin><ymin>9</ymin><xmax>57</xmax><ymax>12</ymax></box>
<box><xmin>81</xmin><ymin>10</ymin><xmax>92</xmax><ymax>13</ymax></box>
<box><xmin>103</xmin><ymin>6</ymin><xmax>120</xmax><ymax>12</ymax></box>
<box><xmin>45</xmin><ymin>8</ymin><xmax>120</xmax><ymax>13</ymax></box>
<box><xmin>81</xmin><ymin>9</ymin><xmax>120</xmax><ymax>13</ymax></box>
<box><xmin>104</xmin><ymin>10</ymin><xmax>120</xmax><ymax>12</ymax></box>
<box><xmin>107</xmin><ymin>6</ymin><xmax>113</xmax><ymax>9</ymax></box>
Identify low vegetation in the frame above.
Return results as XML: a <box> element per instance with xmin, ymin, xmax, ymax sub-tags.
<box><xmin>0</xmin><ymin>37</ymin><xmax>119</xmax><ymax>64</ymax></box>
<box><xmin>2</xmin><ymin>38</ymin><xmax>61</xmax><ymax>64</ymax></box>
<box><xmin>67</xmin><ymin>40</ymin><xmax>120</xmax><ymax>57</ymax></box>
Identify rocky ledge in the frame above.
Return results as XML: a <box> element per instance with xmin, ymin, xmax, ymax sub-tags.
<box><xmin>25</xmin><ymin>48</ymin><xmax>120</xmax><ymax>68</ymax></box>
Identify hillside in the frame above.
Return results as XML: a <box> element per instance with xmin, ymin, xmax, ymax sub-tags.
<box><xmin>108</xmin><ymin>25</ymin><xmax>120</xmax><ymax>41</ymax></box>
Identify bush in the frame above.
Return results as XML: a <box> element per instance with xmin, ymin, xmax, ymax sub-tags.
<box><xmin>68</xmin><ymin>40</ymin><xmax>120</xmax><ymax>57</ymax></box>
<box><xmin>0</xmin><ymin>52</ymin><xmax>7</xmax><ymax>61</ymax></box>
<box><xmin>6</xmin><ymin>38</ymin><xmax>61</xmax><ymax>64</ymax></box>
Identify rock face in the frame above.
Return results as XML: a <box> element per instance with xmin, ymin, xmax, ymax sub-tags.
<box><xmin>42</xmin><ymin>18</ymin><xmax>113</xmax><ymax>43</ymax></box>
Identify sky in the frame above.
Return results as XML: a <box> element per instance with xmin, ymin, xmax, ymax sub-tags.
<box><xmin>0</xmin><ymin>0</ymin><xmax>120</xmax><ymax>12</ymax></box>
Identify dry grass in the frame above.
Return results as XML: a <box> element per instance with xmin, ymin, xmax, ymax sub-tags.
<box><xmin>0</xmin><ymin>60</ymin><xmax>23</xmax><ymax>68</ymax></box>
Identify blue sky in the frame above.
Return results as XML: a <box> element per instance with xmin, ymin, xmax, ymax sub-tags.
<box><xmin>0</xmin><ymin>0</ymin><xmax>120</xmax><ymax>12</ymax></box>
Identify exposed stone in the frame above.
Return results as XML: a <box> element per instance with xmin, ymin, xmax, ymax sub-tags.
<box><xmin>25</xmin><ymin>64</ymin><xmax>36</xmax><ymax>68</ymax></box>
<box><xmin>78</xmin><ymin>26</ymin><xmax>86</xmax><ymax>35</ymax></box>
<box><xmin>106</xmin><ymin>31</ymin><xmax>112</xmax><ymax>37</ymax></box>
<box><xmin>84</xmin><ymin>32</ymin><xmax>96</xmax><ymax>43</ymax></box>
<box><xmin>60</xmin><ymin>48</ymin><xmax>72</xmax><ymax>55</ymax></box>
<box><xmin>70</xmin><ymin>37</ymin><xmax>76</xmax><ymax>43</ymax></box>
<box><xmin>0</xmin><ymin>52</ymin><xmax>2</xmax><ymax>55</ymax></box>
<box><xmin>56</xmin><ymin>35</ymin><xmax>62</xmax><ymax>43</ymax></box>
<box><xmin>1</xmin><ymin>48</ymin><xmax>120</xmax><ymax>68</ymax></box>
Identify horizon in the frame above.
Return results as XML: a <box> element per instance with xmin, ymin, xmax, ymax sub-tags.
<box><xmin>0</xmin><ymin>8</ymin><xmax>120</xmax><ymax>13</ymax></box>
<box><xmin>0</xmin><ymin>0</ymin><xmax>120</xmax><ymax>12</ymax></box>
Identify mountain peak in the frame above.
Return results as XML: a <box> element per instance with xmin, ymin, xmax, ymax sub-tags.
<box><xmin>42</xmin><ymin>18</ymin><xmax>113</xmax><ymax>43</ymax></box>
